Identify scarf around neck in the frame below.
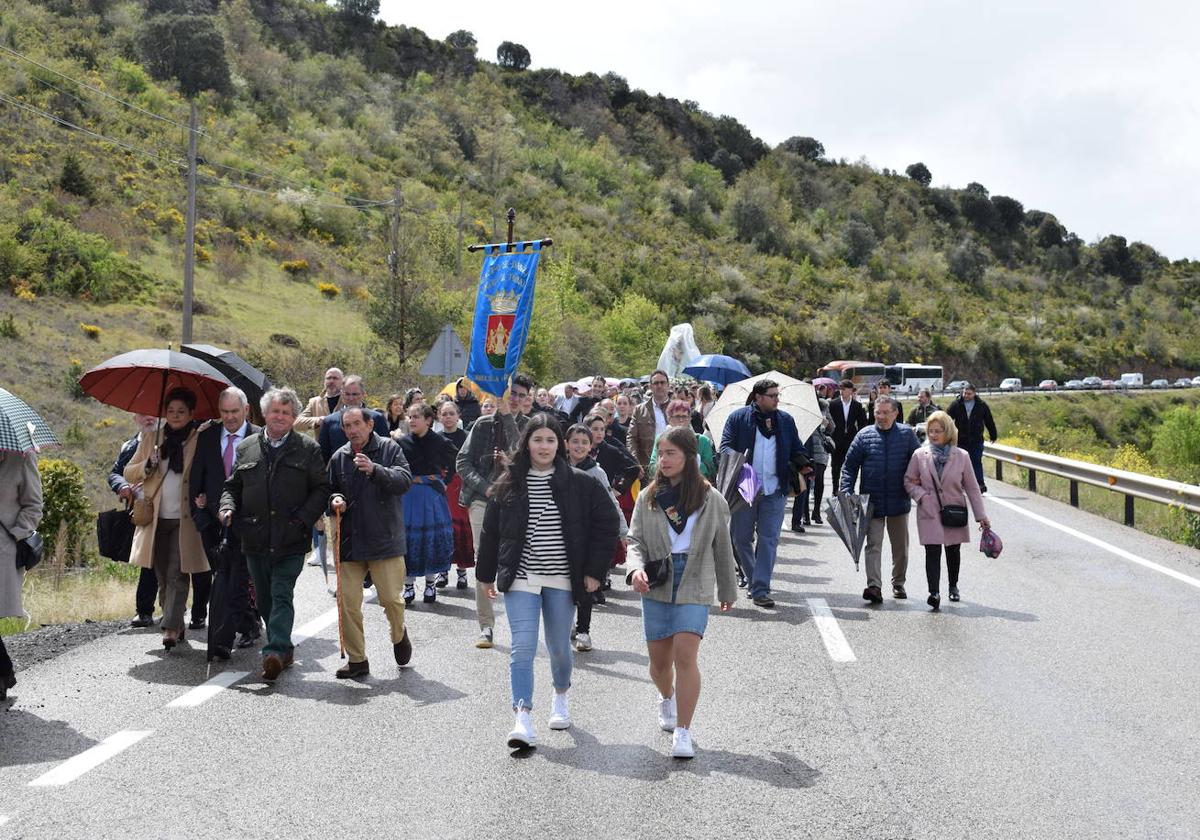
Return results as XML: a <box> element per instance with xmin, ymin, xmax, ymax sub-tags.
<box><xmin>654</xmin><ymin>481</ymin><xmax>688</xmax><ymax>535</ymax></box>
<box><xmin>929</xmin><ymin>442</ymin><xmax>952</xmax><ymax>478</ymax></box>
<box><xmin>752</xmin><ymin>405</ymin><xmax>777</xmax><ymax>439</ymax></box>
<box><xmin>160</xmin><ymin>423</ymin><xmax>193</xmax><ymax>473</ymax></box>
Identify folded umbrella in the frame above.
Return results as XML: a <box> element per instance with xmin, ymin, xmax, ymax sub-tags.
<box><xmin>80</xmin><ymin>349</ymin><xmax>232</xmax><ymax>420</ymax></box>
<box><xmin>824</xmin><ymin>493</ymin><xmax>871</xmax><ymax>571</ymax></box>
<box><xmin>714</xmin><ymin>449</ymin><xmax>750</xmax><ymax>514</ymax></box>
<box><xmin>0</xmin><ymin>387</ymin><xmax>61</xmax><ymax>454</ymax></box>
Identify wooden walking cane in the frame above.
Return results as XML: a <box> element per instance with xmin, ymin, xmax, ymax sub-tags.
<box><xmin>333</xmin><ymin>508</ymin><xmax>346</xmax><ymax>660</ymax></box>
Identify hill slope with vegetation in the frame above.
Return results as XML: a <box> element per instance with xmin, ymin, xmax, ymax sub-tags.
<box><xmin>0</xmin><ymin>0</ymin><xmax>1198</xmax><ymax>620</ymax></box>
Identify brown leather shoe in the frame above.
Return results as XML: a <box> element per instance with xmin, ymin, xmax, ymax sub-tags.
<box><xmin>335</xmin><ymin>659</ymin><xmax>370</xmax><ymax>679</ymax></box>
<box><xmin>261</xmin><ymin>654</ymin><xmax>283</xmax><ymax>681</ymax></box>
<box><xmin>282</xmin><ymin>650</ymin><xmax>295</xmax><ymax>669</ymax></box>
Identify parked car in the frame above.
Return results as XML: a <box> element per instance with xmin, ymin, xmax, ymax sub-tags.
<box><xmin>999</xmin><ymin>378</ymin><xmax>1023</xmax><ymax>392</ymax></box>
<box><xmin>1191</xmin><ymin>376</ymin><xmax>1200</xmax><ymax>387</ymax></box>
<box><xmin>1038</xmin><ymin>380</ymin><xmax>1058</xmax><ymax>391</ymax></box>
<box><xmin>1120</xmin><ymin>373</ymin><xmax>1144</xmax><ymax>388</ymax></box>
<box><xmin>945</xmin><ymin>380</ymin><xmax>968</xmax><ymax>393</ymax></box>
<box><xmin>1173</xmin><ymin>378</ymin><xmax>1192</xmax><ymax>389</ymax></box>
<box><xmin>1081</xmin><ymin>376</ymin><xmax>1103</xmax><ymax>389</ymax></box>
<box><xmin>1064</xmin><ymin>379</ymin><xmax>1084</xmax><ymax>390</ymax></box>
<box><xmin>1101</xmin><ymin>379</ymin><xmax>1116</xmax><ymax>390</ymax></box>
<box><xmin>1150</xmin><ymin>379</ymin><xmax>1170</xmax><ymax>389</ymax></box>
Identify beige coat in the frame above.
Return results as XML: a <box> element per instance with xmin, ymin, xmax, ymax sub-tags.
<box><xmin>0</xmin><ymin>452</ymin><xmax>42</xmax><ymax>618</ymax></box>
<box><xmin>124</xmin><ymin>430</ymin><xmax>208</xmax><ymax>574</ymax></box>
<box><xmin>626</xmin><ymin>485</ymin><xmax>739</xmax><ymax>606</ymax></box>
<box><xmin>294</xmin><ymin>393</ymin><xmax>335</xmax><ymax>434</ymax></box>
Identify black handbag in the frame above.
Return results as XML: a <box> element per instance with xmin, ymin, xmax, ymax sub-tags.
<box><xmin>97</xmin><ymin>506</ymin><xmax>135</xmax><ymax>563</ymax></box>
<box><xmin>2</xmin><ymin>520</ymin><xmax>43</xmax><ymax>571</ymax></box>
<box><xmin>640</xmin><ymin>557</ymin><xmax>670</xmax><ymax>588</ymax></box>
<box><xmin>932</xmin><ymin>474</ymin><xmax>969</xmax><ymax>528</ymax></box>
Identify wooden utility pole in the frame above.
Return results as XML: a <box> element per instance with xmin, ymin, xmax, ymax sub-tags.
<box><xmin>181</xmin><ymin>100</ymin><xmax>198</xmax><ymax>344</ymax></box>
<box><xmin>388</xmin><ymin>185</ymin><xmax>405</xmax><ymax>360</ymax></box>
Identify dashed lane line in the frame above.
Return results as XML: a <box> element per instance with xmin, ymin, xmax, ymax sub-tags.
<box><xmin>27</xmin><ymin>730</ymin><xmax>154</xmax><ymax>787</ymax></box>
<box><xmin>806</xmin><ymin>597</ymin><xmax>857</xmax><ymax>662</ymax></box>
<box><xmin>988</xmin><ymin>495</ymin><xmax>1200</xmax><ymax>591</ymax></box>
<box><xmin>166</xmin><ymin>670</ymin><xmax>251</xmax><ymax>708</ymax></box>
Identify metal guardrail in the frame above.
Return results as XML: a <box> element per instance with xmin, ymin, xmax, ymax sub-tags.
<box><xmin>983</xmin><ymin>442</ymin><xmax>1200</xmax><ymax>526</ymax></box>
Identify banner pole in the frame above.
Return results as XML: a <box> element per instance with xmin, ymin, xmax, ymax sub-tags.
<box><xmin>505</xmin><ymin>207</ymin><xmax>515</xmax><ymax>252</ymax></box>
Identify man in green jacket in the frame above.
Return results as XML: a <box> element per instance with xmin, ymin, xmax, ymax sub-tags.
<box><xmin>220</xmin><ymin>387</ymin><xmax>330</xmax><ymax>682</ymax></box>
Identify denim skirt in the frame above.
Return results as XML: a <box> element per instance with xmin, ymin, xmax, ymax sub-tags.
<box><xmin>641</xmin><ymin>553</ymin><xmax>709</xmax><ymax>642</ymax></box>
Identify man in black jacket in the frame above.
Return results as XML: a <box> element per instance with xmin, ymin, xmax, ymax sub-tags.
<box><xmin>220</xmin><ymin>388</ymin><xmax>330</xmax><ymax>682</ymax></box>
<box><xmin>946</xmin><ymin>383</ymin><xmax>998</xmax><ymax>492</ymax></box>
<box><xmin>318</xmin><ymin>375</ymin><xmax>389</xmax><ymax>463</ymax></box>
<box><xmin>328</xmin><ymin>407</ymin><xmax>413</xmax><ymax>678</ymax></box>
<box><xmin>828</xmin><ymin>380</ymin><xmax>869</xmax><ymax>493</ymax></box>
<box><xmin>189</xmin><ymin>387</ymin><xmax>261</xmax><ymax>661</ymax></box>
<box><xmin>109</xmin><ymin>414</ymin><xmax>159</xmax><ymax>627</ymax></box>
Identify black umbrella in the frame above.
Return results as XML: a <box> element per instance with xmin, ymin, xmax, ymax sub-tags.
<box><xmin>823</xmin><ymin>493</ymin><xmax>871</xmax><ymax>571</ymax></box>
<box><xmin>181</xmin><ymin>344</ymin><xmax>272</xmax><ymax>422</ymax></box>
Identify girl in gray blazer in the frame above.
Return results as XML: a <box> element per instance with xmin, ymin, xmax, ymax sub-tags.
<box><xmin>627</xmin><ymin>426</ymin><xmax>738</xmax><ymax>758</ymax></box>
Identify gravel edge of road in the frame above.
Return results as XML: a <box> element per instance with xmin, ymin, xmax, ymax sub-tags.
<box><xmin>5</xmin><ymin>619</ymin><xmax>130</xmax><ymax>673</ymax></box>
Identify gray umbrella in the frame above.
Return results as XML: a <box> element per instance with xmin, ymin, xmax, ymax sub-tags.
<box><xmin>823</xmin><ymin>493</ymin><xmax>871</xmax><ymax>571</ymax></box>
<box><xmin>0</xmin><ymin>387</ymin><xmax>61</xmax><ymax>454</ymax></box>
<box><xmin>714</xmin><ymin>449</ymin><xmax>750</xmax><ymax>515</ymax></box>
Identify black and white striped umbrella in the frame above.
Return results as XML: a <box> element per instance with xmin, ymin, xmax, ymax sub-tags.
<box><xmin>0</xmin><ymin>387</ymin><xmax>61</xmax><ymax>454</ymax></box>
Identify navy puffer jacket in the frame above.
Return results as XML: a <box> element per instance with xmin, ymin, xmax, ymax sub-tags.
<box><xmin>838</xmin><ymin>423</ymin><xmax>920</xmax><ymax>518</ymax></box>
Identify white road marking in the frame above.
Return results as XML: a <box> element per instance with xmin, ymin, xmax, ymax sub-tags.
<box><xmin>28</xmin><ymin>730</ymin><xmax>153</xmax><ymax>787</ymax></box>
<box><xmin>806</xmin><ymin>597</ymin><xmax>857</xmax><ymax>662</ymax></box>
<box><xmin>988</xmin><ymin>495</ymin><xmax>1200</xmax><ymax>591</ymax></box>
<box><xmin>293</xmin><ymin>607</ymin><xmax>340</xmax><ymax>643</ymax></box>
<box><xmin>166</xmin><ymin>671</ymin><xmax>251</xmax><ymax>708</ymax></box>
<box><xmin>0</xmin><ymin>814</ymin><xmax>10</xmax><ymax>827</ymax></box>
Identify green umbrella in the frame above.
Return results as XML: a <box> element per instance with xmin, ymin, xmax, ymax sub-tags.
<box><xmin>0</xmin><ymin>387</ymin><xmax>61</xmax><ymax>454</ymax></box>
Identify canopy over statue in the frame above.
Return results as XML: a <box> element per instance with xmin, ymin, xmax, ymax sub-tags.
<box><xmin>657</xmin><ymin>324</ymin><xmax>702</xmax><ymax>379</ymax></box>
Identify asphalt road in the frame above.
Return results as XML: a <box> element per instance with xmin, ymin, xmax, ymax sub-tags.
<box><xmin>2</xmin><ymin>480</ymin><xmax>1199</xmax><ymax>839</ymax></box>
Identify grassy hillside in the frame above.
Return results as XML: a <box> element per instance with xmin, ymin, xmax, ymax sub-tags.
<box><xmin>2</xmin><ymin>0</ymin><xmax>1200</xmax><ymax>523</ymax></box>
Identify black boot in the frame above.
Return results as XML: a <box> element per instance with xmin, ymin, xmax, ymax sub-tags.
<box><xmin>394</xmin><ymin>629</ymin><xmax>412</xmax><ymax>667</ymax></box>
<box><xmin>336</xmin><ymin>659</ymin><xmax>370</xmax><ymax>679</ymax></box>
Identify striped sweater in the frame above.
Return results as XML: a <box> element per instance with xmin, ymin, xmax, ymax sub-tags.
<box><xmin>516</xmin><ymin>469</ymin><xmax>570</xmax><ymax>584</ymax></box>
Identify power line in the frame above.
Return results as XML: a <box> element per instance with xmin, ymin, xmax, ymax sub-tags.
<box><xmin>195</xmin><ymin>174</ymin><xmax>396</xmax><ymax>211</ymax></box>
<box><xmin>0</xmin><ymin>43</ymin><xmax>391</xmax><ymax>206</ymax></box>
<box><xmin>0</xmin><ymin>91</ymin><xmax>183</xmax><ymax>166</ymax></box>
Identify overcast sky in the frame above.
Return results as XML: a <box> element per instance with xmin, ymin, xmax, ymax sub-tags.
<box><xmin>380</xmin><ymin>0</ymin><xmax>1200</xmax><ymax>260</ymax></box>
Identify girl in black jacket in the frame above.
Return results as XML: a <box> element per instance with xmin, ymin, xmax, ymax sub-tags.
<box><xmin>476</xmin><ymin>413</ymin><xmax>620</xmax><ymax>750</ymax></box>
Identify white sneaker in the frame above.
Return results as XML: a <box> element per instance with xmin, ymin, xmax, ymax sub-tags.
<box><xmin>574</xmin><ymin>632</ymin><xmax>592</xmax><ymax>652</ymax></box>
<box><xmin>548</xmin><ymin>692</ymin><xmax>571</xmax><ymax>730</ymax></box>
<box><xmin>305</xmin><ymin>552</ymin><xmax>322</xmax><ymax>567</ymax></box>
<box><xmin>671</xmin><ymin>726</ymin><xmax>695</xmax><ymax>759</ymax></box>
<box><xmin>507</xmin><ymin>708</ymin><xmax>536</xmax><ymax>748</ymax></box>
<box><xmin>657</xmin><ymin>694</ymin><xmax>677</xmax><ymax>732</ymax></box>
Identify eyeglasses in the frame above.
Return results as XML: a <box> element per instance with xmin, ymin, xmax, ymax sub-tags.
<box><xmin>651</xmin><ymin>380</ymin><xmax>669</xmax><ymax>386</ymax></box>
<box><xmin>762</xmin><ymin>392</ymin><xmax>780</xmax><ymax>399</ymax></box>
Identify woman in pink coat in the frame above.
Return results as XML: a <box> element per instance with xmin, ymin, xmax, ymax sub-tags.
<box><xmin>903</xmin><ymin>411</ymin><xmax>989</xmax><ymax>610</ymax></box>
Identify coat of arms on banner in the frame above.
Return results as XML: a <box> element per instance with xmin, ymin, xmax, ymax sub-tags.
<box><xmin>485</xmin><ymin>290</ymin><xmax>519</xmax><ymax>369</ymax></box>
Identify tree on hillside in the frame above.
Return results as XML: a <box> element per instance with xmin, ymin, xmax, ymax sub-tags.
<box><xmin>496</xmin><ymin>41</ymin><xmax>531</xmax><ymax>70</ymax></box>
<box><xmin>1096</xmin><ymin>235</ymin><xmax>1141</xmax><ymax>285</ymax></box>
<box><xmin>841</xmin><ymin>220</ymin><xmax>876</xmax><ymax>267</ymax></box>
<box><xmin>780</xmin><ymin>136</ymin><xmax>825</xmax><ymax>162</ymax></box>
<box><xmin>137</xmin><ymin>14</ymin><xmax>231</xmax><ymax>97</ymax></box>
<box><xmin>58</xmin><ymin>154</ymin><xmax>94</xmax><ymax>200</ymax></box>
<box><xmin>335</xmin><ymin>0</ymin><xmax>380</xmax><ymax>23</ymax></box>
<box><xmin>145</xmin><ymin>0</ymin><xmax>216</xmax><ymax>15</ymax></box>
<box><xmin>905</xmin><ymin>162</ymin><xmax>932</xmax><ymax>186</ymax></box>
<box><xmin>959</xmin><ymin>182</ymin><xmax>996</xmax><ymax>233</ymax></box>
<box><xmin>991</xmin><ymin>195</ymin><xmax>1024</xmax><ymax>235</ymax></box>
<box><xmin>445</xmin><ymin>29</ymin><xmax>476</xmax><ymax>51</ymax></box>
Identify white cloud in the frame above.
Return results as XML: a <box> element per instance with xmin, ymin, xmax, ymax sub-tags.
<box><xmin>380</xmin><ymin>0</ymin><xmax>1200</xmax><ymax>258</ymax></box>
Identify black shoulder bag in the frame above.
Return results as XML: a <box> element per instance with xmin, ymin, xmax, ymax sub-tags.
<box><xmin>2</xmin><ymin>519</ymin><xmax>44</xmax><ymax>571</ymax></box>
<box><xmin>931</xmin><ymin>462</ymin><xmax>969</xmax><ymax>528</ymax></box>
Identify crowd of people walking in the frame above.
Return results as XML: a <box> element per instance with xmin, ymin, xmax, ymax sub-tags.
<box><xmin>0</xmin><ymin>366</ymin><xmax>993</xmax><ymax>756</ymax></box>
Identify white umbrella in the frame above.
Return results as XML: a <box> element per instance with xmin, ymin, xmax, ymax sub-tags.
<box><xmin>704</xmin><ymin>370</ymin><xmax>823</xmax><ymax>445</ymax></box>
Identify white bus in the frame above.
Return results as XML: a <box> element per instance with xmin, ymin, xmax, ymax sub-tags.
<box><xmin>885</xmin><ymin>363</ymin><xmax>944</xmax><ymax>395</ymax></box>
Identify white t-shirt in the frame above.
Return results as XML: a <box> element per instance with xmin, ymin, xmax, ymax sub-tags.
<box><xmin>670</xmin><ymin>513</ymin><xmax>697</xmax><ymax>555</ymax></box>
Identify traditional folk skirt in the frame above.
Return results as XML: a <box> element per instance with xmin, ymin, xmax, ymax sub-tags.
<box><xmin>403</xmin><ymin>479</ymin><xmax>454</xmax><ymax>579</ymax></box>
<box><xmin>445</xmin><ymin>473</ymin><xmax>475</xmax><ymax>569</ymax></box>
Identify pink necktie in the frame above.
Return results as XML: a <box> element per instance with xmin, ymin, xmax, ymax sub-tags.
<box><xmin>223</xmin><ymin>434</ymin><xmax>237</xmax><ymax>479</ymax></box>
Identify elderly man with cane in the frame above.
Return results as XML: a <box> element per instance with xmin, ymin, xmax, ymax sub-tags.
<box><xmin>328</xmin><ymin>407</ymin><xmax>414</xmax><ymax>678</ymax></box>
<box><xmin>220</xmin><ymin>388</ymin><xmax>329</xmax><ymax>682</ymax></box>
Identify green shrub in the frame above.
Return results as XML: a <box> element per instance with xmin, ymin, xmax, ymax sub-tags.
<box><xmin>0</xmin><ymin>313</ymin><xmax>17</xmax><ymax>339</ymax></box>
<box><xmin>66</xmin><ymin>358</ymin><xmax>85</xmax><ymax>399</ymax></box>
<box><xmin>36</xmin><ymin>458</ymin><xmax>91</xmax><ymax>568</ymax></box>
<box><xmin>1150</xmin><ymin>407</ymin><xmax>1200</xmax><ymax>483</ymax></box>
<box><xmin>13</xmin><ymin>210</ymin><xmax>155</xmax><ymax>303</ymax></box>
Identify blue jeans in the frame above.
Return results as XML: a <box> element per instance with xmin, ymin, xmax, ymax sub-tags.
<box><xmin>730</xmin><ymin>488</ymin><xmax>788</xmax><ymax>598</ymax></box>
<box><xmin>504</xmin><ymin>587</ymin><xmax>575</xmax><ymax>710</ymax></box>
<box><xmin>968</xmin><ymin>440</ymin><xmax>986</xmax><ymax>487</ymax></box>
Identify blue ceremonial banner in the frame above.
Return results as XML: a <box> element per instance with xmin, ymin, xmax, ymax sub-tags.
<box><xmin>467</xmin><ymin>241</ymin><xmax>544</xmax><ymax>398</ymax></box>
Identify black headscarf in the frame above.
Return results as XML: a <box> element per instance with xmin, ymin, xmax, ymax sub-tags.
<box><xmin>160</xmin><ymin>423</ymin><xmax>194</xmax><ymax>473</ymax></box>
